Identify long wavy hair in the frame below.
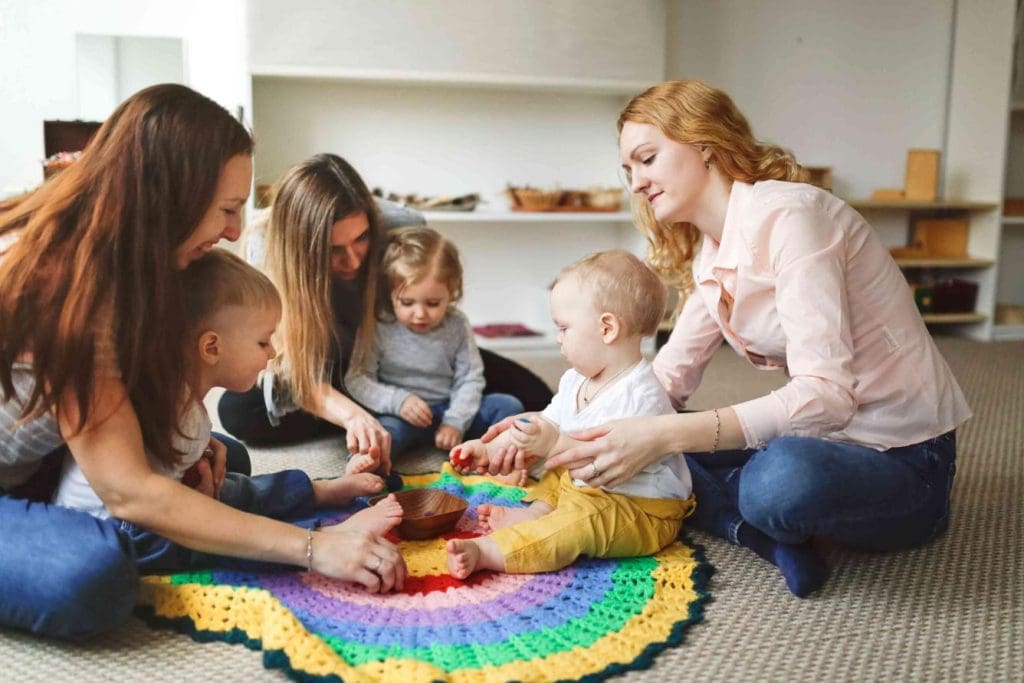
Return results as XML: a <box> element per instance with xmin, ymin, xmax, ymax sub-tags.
<box><xmin>617</xmin><ymin>80</ymin><xmax>807</xmax><ymax>295</ymax></box>
<box><xmin>0</xmin><ymin>83</ymin><xmax>253</xmax><ymax>466</ymax></box>
<box><xmin>262</xmin><ymin>154</ymin><xmax>384</xmax><ymax>409</ymax></box>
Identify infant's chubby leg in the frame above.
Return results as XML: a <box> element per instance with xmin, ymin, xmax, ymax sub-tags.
<box><xmin>445</xmin><ymin>536</ymin><xmax>506</xmax><ymax>579</ymax></box>
<box><xmin>477</xmin><ymin>500</ymin><xmax>552</xmax><ymax>532</ymax></box>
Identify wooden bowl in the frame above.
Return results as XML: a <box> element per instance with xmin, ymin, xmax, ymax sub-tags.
<box><xmin>370</xmin><ymin>488</ymin><xmax>468</xmax><ymax>540</ymax></box>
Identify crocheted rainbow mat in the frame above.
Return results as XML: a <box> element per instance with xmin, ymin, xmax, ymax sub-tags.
<box><xmin>137</xmin><ymin>465</ymin><xmax>713</xmax><ymax>683</ymax></box>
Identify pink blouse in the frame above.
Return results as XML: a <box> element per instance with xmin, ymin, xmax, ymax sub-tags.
<box><xmin>654</xmin><ymin>180</ymin><xmax>971</xmax><ymax>450</ymax></box>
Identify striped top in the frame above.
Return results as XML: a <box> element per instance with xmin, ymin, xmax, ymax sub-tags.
<box><xmin>0</xmin><ymin>230</ymin><xmax>120</xmax><ymax>490</ymax></box>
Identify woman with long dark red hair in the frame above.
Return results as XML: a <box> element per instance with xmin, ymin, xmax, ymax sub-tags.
<box><xmin>0</xmin><ymin>84</ymin><xmax>404</xmax><ymax>640</ymax></box>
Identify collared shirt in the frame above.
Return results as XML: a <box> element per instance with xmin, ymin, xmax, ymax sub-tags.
<box><xmin>654</xmin><ymin>180</ymin><xmax>971</xmax><ymax>450</ymax></box>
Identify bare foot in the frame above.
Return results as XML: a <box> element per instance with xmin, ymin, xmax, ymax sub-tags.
<box><xmin>446</xmin><ymin>537</ymin><xmax>505</xmax><ymax>578</ymax></box>
<box><xmin>476</xmin><ymin>501</ymin><xmax>550</xmax><ymax>532</ymax></box>
<box><xmin>313</xmin><ymin>472</ymin><xmax>384</xmax><ymax>507</ymax></box>
<box><xmin>327</xmin><ymin>494</ymin><xmax>403</xmax><ymax>536</ymax></box>
<box><xmin>488</xmin><ymin>469</ymin><xmax>529</xmax><ymax>487</ymax></box>
<box><xmin>346</xmin><ymin>452</ymin><xmax>379</xmax><ymax>476</ymax></box>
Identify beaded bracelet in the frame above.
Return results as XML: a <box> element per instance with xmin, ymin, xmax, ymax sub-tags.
<box><xmin>306</xmin><ymin>528</ymin><xmax>314</xmax><ymax>572</ymax></box>
<box><xmin>711</xmin><ymin>408</ymin><xmax>721</xmax><ymax>453</ymax></box>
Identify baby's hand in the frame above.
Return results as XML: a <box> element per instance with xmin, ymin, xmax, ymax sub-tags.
<box><xmin>449</xmin><ymin>440</ymin><xmax>489</xmax><ymax>474</ymax></box>
<box><xmin>399</xmin><ymin>394</ymin><xmax>433</xmax><ymax>428</ymax></box>
<box><xmin>435</xmin><ymin>424</ymin><xmax>462</xmax><ymax>451</ymax></box>
<box><xmin>509</xmin><ymin>416</ymin><xmax>551</xmax><ymax>456</ymax></box>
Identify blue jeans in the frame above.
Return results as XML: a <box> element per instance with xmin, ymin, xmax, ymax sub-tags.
<box><xmin>0</xmin><ymin>433</ymin><xmax>283</xmax><ymax>641</ymax></box>
<box><xmin>685</xmin><ymin>432</ymin><xmax>956</xmax><ymax>552</ymax></box>
<box><xmin>378</xmin><ymin>393</ymin><xmax>524</xmax><ymax>457</ymax></box>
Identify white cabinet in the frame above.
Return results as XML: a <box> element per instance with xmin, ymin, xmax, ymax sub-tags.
<box><xmin>996</xmin><ymin>103</ymin><xmax>1024</xmax><ymax>340</ymax></box>
<box><xmin>940</xmin><ymin>0</ymin><xmax>1017</xmax><ymax>340</ymax></box>
<box><xmin>250</xmin><ymin>72</ymin><xmax>649</xmax><ymax>359</ymax></box>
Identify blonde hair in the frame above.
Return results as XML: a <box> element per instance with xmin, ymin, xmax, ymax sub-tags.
<box><xmin>376</xmin><ymin>226</ymin><xmax>463</xmax><ymax>321</ymax></box>
<box><xmin>617</xmin><ymin>80</ymin><xmax>808</xmax><ymax>295</ymax></box>
<box><xmin>554</xmin><ymin>250</ymin><xmax>667</xmax><ymax>337</ymax></box>
<box><xmin>181</xmin><ymin>248</ymin><xmax>281</xmax><ymax>331</ymax></box>
<box><xmin>261</xmin><ymin>154</ymin><xmax>384</xmax><ymax>409</ymax></box>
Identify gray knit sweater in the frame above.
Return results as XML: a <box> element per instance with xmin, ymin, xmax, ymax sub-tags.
<box><xmin>345</xmin><ymin>310</ymin><xmax>485</xmax><ymax>433</ymax></box>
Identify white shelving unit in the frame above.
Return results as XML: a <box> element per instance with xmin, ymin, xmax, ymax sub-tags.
<box><xmin>250</xmin><ymin>66</ymin><xmax>646</xmax><ymax>362</ymax></box>
<box><xmin>250</xmin><ymin>65</ymin><xmax>650</xmax><ymax>96</ymax></box>
<box><xmin>995</xmin><ymin>5</ymin><xmax>1024</xmax><ymax>340</ymax></box>
<box><xmin>420</xmin><ymin>211</ymin><xmax>632</xmax><ymax>224</ymax></box>
<box><xmin>939</xmin><ymin>0</ymin><xmax>1018</xmax><ymax>340</ymax></box>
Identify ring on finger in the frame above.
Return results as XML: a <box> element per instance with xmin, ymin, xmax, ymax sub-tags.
<box><xmin>590</xmin><ymin>461</ymin><xmax>600</xmax><ymax>479</ymax></box>
<box><xmin>370</xmin><ymin>556</ymin><xmax>382</xmax><ymax>572</ymax></box>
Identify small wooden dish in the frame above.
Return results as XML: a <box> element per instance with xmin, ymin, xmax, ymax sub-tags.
<box><xmin>370</xmin><ymin>488</ymin><xmax>468</xmax><ymax>540</ymax></box>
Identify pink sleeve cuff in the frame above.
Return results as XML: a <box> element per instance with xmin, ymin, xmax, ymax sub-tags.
<box><xmin>732</xmin><ymin>392</ymin><xmax>789</xmax><ymax>449</ymax></box>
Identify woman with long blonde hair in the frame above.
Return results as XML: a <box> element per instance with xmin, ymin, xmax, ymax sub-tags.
<box><xmin>0</xmin><ymin>86</ymin><xmax>404</xmax><ymax>641</ymax></box>
<box><xmin>487</xmin><ymin>80</ymin><xmax>969</xmax><ymax>598</ymax></box>
<box><xmin>218</xmin><ymin>154</ymin><xmax>551</xmax><ymax>472</ymax></box>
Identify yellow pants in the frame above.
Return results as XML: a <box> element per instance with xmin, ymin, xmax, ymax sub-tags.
<box><xmin>488</xmin><ymin>468</ymin><xmax>695</xmax><ymax>574</ymax></box>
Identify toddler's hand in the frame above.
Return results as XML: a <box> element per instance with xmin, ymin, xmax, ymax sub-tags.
<box><xmin>207</xmin><ymin>438</ymin><xmax>227</xmax><ymax>496</ymax></box>
<box><xmin>435</xmin><ymin>424</ymin><xmax>462</xmax><ymax>451</ymax></box>
<box><xmin>449</xmin><ymin>440</ymin><xmax>488</xmax><ymax>474</ymax></box>
<box><xmin>181</xmin><ymin>456</ymin><xmax>216</xmax><ymax>498</ymax></box>
<box><xmin>399</xmin><ymin>394</ymin><xmax>433</xmax><ymax>428</ymax></box>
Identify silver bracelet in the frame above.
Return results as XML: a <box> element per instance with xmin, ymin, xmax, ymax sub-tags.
<box><xmin>306</xmin><ymin>528</ymin><xmax>314</xmax><ymax>572</ymax></box>
<box><xmin>711</xmin><ymin>409</ymin><xmax>721</xmax><ymax>453</ymax></box>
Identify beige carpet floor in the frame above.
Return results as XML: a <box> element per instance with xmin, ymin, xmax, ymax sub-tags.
<box><xmin>2</xmin><ymin>337</ymin><xmax>1021</xmax><ymax>681</ymax></box>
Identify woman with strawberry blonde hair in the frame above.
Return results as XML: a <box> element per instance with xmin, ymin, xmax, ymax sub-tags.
<box><xmin>0</xmin><ymin>85</ymin><xmax>404</xmax><ymax>640</ymax></box>
<box><xmin>489</xmin><ymin>80</ymin><xmax>969</xmax><ymax>598</ymax></box>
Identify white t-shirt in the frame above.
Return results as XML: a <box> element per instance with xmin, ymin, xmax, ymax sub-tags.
<box><xmin>541</xmin><ymin>359</ymin><xmax>692</xmax><ymax>500</ymax></box>
<box><xmin>52</xmin><ymin>400</ymin><xmax>211</xmax><ymax>519</ymax></box>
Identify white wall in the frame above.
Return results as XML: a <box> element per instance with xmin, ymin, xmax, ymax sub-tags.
<box><xmin>75</xmin><ymin>34</ymin><xmax>119</xmax><ymax>122</ymax></box>
<box><xmin>117</xmin><ymin>36</ymin><xmax>184</xmax><ymax>104</ymax></box>
<box><xmin>0</xmin><ymin>0</ymin><xmax>249</xmax><ymax>196</ymax></box>
<box><xmin>664</xmin><ymin>0</ymin><xmax>954</xmax><ymax>201</ymax></box>
<box><xmin>248</xmin><ymin>0</ymin><xmax>666</xmax><ymax>83</ymax></box>
<box><xmin>252</xmin><ymin>80</ymin><xmax>627</xmax><ymax>196</ymax></box>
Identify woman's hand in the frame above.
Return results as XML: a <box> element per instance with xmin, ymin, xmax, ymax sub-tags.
<box><xmin>546</xmin><ymin>416</ymin><xmax>668</xmax><ymax>489</ymax></box>
<box><xmin>344</xmin><ymin>409</ymin><xmax>392</xmax><ymax>474</ymax></box>
<box><xmin>312</xmin><ymin>528</ymin><xmax>407</xmax><ymax>593</ymax></box>
<box><xmin>399</xmin><ymin>394</ymin><xmax>433</xmax><ymax>428</ymax></box>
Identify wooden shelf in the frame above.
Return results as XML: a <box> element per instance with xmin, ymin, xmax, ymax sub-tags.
<box><xmin>920</xmin><ymin>312</ymin><xmax>986</xmax><ymax>324</ymax></box>
<box><xmin>846</xmin><ymin>199</ymin><xmax>998</xmax><ymax>211</ymax></box>
<box><xmin>423</xmin><ymin>210</ymin><xmax>632</xmax><ymax>224</ymax></box>
<box><xmin>893</xmin><ymin>257</ymin><xmax>994</xmax><ymax>268</ymax></box>
<box><xmin>251</xmin><ymin>65</ymin><xmax>649</xmax><ymax>96</ymax></box>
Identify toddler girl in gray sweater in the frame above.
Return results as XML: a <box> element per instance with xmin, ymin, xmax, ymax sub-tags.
<box><xmin>345</xmin><ymin>227</ymin><xmax>522</xmax><ymax>469</ymax></box>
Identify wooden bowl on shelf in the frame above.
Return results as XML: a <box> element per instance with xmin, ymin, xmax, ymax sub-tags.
<box><xmin>370</xmin><ymin>488</ymin><xmax>468</xmax><ymax>540</ymax></box>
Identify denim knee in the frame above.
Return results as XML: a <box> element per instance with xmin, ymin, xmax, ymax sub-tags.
<box><xmin>737</xmin><ymin>437</ymin><xmax>820</xmax><ymax>542</ymax></box>
<box><xmin>34</xmin><ymin>537</ymin><xmax>138</xmax><ymax>640</ymax></box>
<box><xmin>481</xmin><ymin>393</ymin><xmax>523</xmax><ymax>420</ymax></box>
